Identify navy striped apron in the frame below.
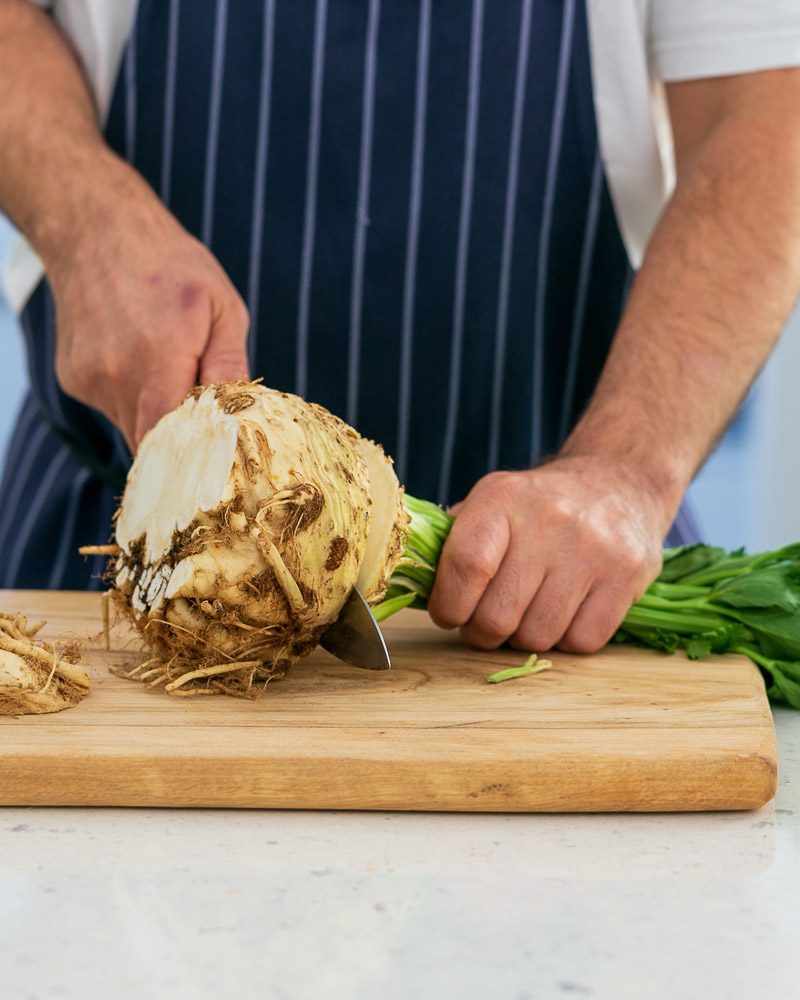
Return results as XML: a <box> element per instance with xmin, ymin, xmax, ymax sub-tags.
<box><xmin>0</xmin><ymin>0</ymin><xmax>699</xmax><ymax>590</ymax></box>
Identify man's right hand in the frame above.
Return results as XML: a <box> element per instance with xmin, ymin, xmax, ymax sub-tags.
<box><xmin>47</xmin><ymin>165</ymin><xmax>250</xmax><ymax>451</ymax></box>
<box><xmin>0</xmin><ymin>1</ymin><xmax>250</xmax><ymax>453</ymax></box>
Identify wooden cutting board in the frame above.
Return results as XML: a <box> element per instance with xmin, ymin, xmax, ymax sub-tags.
<box><xmin>0</xmin><ymin>590</ymin><xmax>777</xmax><ymax>811</ymax></box>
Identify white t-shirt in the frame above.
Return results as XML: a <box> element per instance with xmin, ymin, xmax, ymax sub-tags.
<box><xmin>3</xmin><ymin>0</ymin><xmax>800</xmax><ymax>312</ymax></box>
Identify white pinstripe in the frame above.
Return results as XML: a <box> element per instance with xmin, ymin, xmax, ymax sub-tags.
<box><xmin>0</xmin><ymin>421</ymin><xmax>49</xmax><ymax>554</ymax></box>
<box><xmin>124</xmin><ymin>28</ymin><xmax>137</xmax><ymax>163</ymax></box>
<box><xmin>201</xmin><ymin>0</ymin><xmax>230</xmax><ymax>248</ymax></box>
<box><xmin>246</xmin><ymin>0</ymin><xmax>277</xmax><ymax>373</ymax></box>
<box><xmin>395</xmin><ymin>0</ymin><xmax>432</xmax><ymax>483</ymax></box>
<box><xmin>558</xmin><ymin>150</ymin><xmax>603</xmax><ymax>440</ymax></box>
<box><xmin>437</xmin><ymin>0</ymin><xmax>485</xmax><ymax>505</ymax></box>
<box><xmin>19</xmin><ymin>310</ymin><xmax>58</xmax><ymax>432</ymax></box>
<box><xmin>4</xmin><ymin>445</ymin><xmax>71</xmax><ymax>587</ymax></box>
<box><xmin>160</xmin><ymin>0</ymin><xmax>180</xmax><ymax>205</ymax></box>
<box><xmin>295</xmin><ymin>0</ymin><xmax>329</xmax><ymax>399</ymax></box>
<box><xmin>48</xmin><ymin>467</ymin><xmax>91</xmax><ymax>589</ymax></box>
<box><xmin>486</xmin><ymin>0</ymin><xmax>533</xmax><ymax>472</ymax></box>
<box><xmin>346</xmin><ymin>0</ymin><xmax>381</xmax><ymax>427</ymax></box>
<box><xmin>530</xmin><ymin>0</ymin><xmax>575</xmax><ymax>464</ymax></box>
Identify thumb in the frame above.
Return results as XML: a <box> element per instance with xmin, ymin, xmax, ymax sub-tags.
<box><xmin>133</xmin><ymin>354</ymin><xmax>199</xmax><ymax>449</ymax></box>
<box><xmin>199</xmin><ymin>300</ymin><xmax>251</xmax><ymax>386</ymax></box>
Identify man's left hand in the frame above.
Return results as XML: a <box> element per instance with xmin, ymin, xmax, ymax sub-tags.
<box><xmin>426</xmin><ymin>457</ymin><xmax>667</xmax><ymax>654</ymax></box>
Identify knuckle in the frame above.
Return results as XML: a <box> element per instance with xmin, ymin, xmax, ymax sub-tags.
<box><xmin>580</xmin><ymin>517</ymin><xmax>614</xmax><ymax>552</ymax></box>
<box><xmin>561</xmin><ymin>626</ymin><xmax>607</xmax><ymax>655</ymax></box>
<box><xmin>512</xmin><ymin>631</ymin><xmax>556</xmax><ymax>653</ymax></box>
<box><xmin>563</xmin><ymin>603</ymin><xmax>626</xmax><ymax>654</ymax></box>
<box><xmin>540</xmin><ymin>495</ymin><xmax>581</xmax><ymax>533</ymax></box>
<box><xmin>550</xmin><ymin>495</ymin><xmax>579</xmax><ymax>522</ymax></box>
<box><xmin>481</xmin><ymin>470</ymin><xmax>520</xmax><ymax>501</ymax></box>
<box><xmin>472</xmin><ymin>609</ymin><xmax>515</xmax><ymax>644</ymax></box>
<box><xmin>580</xmin><ymin>522</ymin><xmax>653</xmax><ymax>579</ymax></box>
<box><xmin>616</xmin><ymin>540</ymin><xmax>657</xmax><ymax>583</ymax></box>
<box><xmin>514</xmin><ymin>618</ymin><xmax>561</xmax><ymax>653</ymax></box>
<box><xmin>448</xmin><ymin>547</ymin><xmax>496</xmax><ymax>588</ymax></box>
<box><xmin>482</xmin><ymin>470</ymin><xmax>511</xmax><ymax>489</ymax></box>
<box><xmin>428</xmin><ymin>600</ymin><xmax>464</xmax><ymax>630</ymax></box>
<box><xmin>461</xmin><ymin>619</ymin><xmax>508</xmax><ymax>651</ymax></box>
<box><xmin>615</xmin><ymin>549</ymin><xmax>649</xmax><ymax>580</ymax></box>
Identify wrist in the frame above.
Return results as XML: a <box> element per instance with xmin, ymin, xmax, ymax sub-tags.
<box><xmin>557</xmin><ymin>432</ymin><xmax>692</xmax><ymax>534</ymax></box>
<box><xmin>31</xmin><ymin>146</ymin><xmax>153</xmax><ymax>280</ymax></box>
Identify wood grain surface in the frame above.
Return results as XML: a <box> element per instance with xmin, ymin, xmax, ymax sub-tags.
<box><xmin>0</xmin><ymin>590</ymin><xmax>777</xmax><ymax>811</ymax></box>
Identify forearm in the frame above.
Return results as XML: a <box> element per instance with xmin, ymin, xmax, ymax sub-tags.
<box><xmin>0</xmin><ymin>1</ymin><xmax>249</xmax><ymax>446</ymax></box>
<box><xmin>0</xmin><ymin>0</ymin><xmax>138</xmax><ymax>270</ymax></box>
<box><xmin>562</xmin><ymin>70</ymin><xmax>800</xmax><ymax>531</ymax></box>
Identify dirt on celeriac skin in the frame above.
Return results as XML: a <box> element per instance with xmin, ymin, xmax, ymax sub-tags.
<box><xmin>0</xmin><ymin>611</ymin><xmax>90</xmax><ymax>716</ymax></box>
<box><xmin>88</xmin><ymin>381</ymin><xmax>409</xmax><ymax>701</ymax></box>
<box><xmin>103</xmin><ymin>382</ymin><xmax>373</xmax><ymax>698</ymax></box>
<box><xmin>109</xmin><ymin>485</ymin><xmax>337</xmax><ymax>698</ymax></box>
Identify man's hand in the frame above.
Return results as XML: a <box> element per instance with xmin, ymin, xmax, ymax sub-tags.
<box><xmin>0</xmin><ymin>0</ymin><xmax>249</xmax><ymax>451</ymax></box>
<box><xmin>427</xmin><ymin>459</ymin><xmax>665</xmax><ymax>654</ymax></box>
<box><xmin>49</xmin><ymin>167</ymin><xmax>250</xmax><ymax>450</ymax></box>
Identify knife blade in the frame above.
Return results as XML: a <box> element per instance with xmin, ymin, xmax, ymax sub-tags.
<box><xmin>319</xmin><ymin>587</ymin><xmax>391</xmax><ymax>670</ymax></box>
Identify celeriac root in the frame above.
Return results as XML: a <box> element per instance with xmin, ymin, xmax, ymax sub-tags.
<box><xmin>101</xmin><ymin>590</ymin><xmax>111</xmax><ymax>651</ymax></box>
<box><xmin>0</xmin><ymin>612</ymin><xmax>90</xmax><ymax>716</ymax></box>
<box><xmin>78</xmin><ymin>544</ymin><xmax>122</xmax><ymax>556</ymax></box>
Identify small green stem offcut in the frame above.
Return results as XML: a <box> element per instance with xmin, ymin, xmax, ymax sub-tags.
<box><xmin>487</xmin><ymin>654</ymin><xmax>552</xmax><ymax>684</ymax></box>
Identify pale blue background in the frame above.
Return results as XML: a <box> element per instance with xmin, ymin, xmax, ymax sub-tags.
<box><xmin>1</xmin><ymin>215</ymin><xmax>798</xmax><ymax>552</ymax></box>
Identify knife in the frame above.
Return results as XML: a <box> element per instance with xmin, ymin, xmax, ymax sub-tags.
<box><xmin>319</xmin><ymin>587</ymin><xmax>391</xmax><ymax>670</ymax></box>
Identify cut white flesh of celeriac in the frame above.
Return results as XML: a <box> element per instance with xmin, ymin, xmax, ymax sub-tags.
<box><xmin>116</xmin><ymin>389</ymin><xmax>239</xmax><ymax>568</ymax></box>
<box><xmin>115</xmin><ymin>389</ymin><xmax>239</xmax><ymax>611</ymax></box>
<box><xmin>355</xmin><ymin>437</ymin><xmax>409</xmax><ymax>604</ymax></box>
<box><xmin>0</xmin><ymin>648</ymin><xmax>35</xmax><ymax>689</ymax></box>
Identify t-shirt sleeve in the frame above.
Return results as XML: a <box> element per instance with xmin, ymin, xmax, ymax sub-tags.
<box><xmin>649</xmin><ymin>0</ymin><xmax>800</xmax><ymax>82</ymax></box>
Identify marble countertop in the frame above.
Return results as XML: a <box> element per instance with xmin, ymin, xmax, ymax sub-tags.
<box><xmin>2</xmin><ymin>708</ymin><xmax>798</xmax><ymax>1000</ymax></box>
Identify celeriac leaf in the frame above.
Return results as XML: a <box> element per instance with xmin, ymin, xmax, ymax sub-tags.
<box><xmin>685</xmin><ymin>637</ymin><xmax>712</xmax><ymax>660</ymax></box>
<box><xmin>733</xmin><ymin>608</ymin><xmax>800</xmax><ymax>661</ymax></box>
<box><xmin>711</xmin><ymin>567</ymin><xmax>800</xmax><ymax>612</ymax></box>
<box><xmin>658</xmin><ymin>544</ymin><xmax>727</xmax><ymax>583</ymax></box>
<box><xmin>770</xmin><ymin>667</ymin><xmax>800</xmax><ymax>709</ymax></box>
